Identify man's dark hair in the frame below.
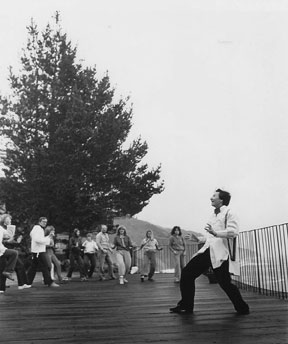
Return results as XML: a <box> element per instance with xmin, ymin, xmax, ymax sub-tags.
<box><xmin>216</xmin><ymin>188</ymin><xmax>231</xmax><ymax>206</ymax></box>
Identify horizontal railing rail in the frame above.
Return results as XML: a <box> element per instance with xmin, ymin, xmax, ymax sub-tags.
<box><xmin>133</xmin><ymin>243</ymin><xmax>199</xmax><ymax>274</ymax></box>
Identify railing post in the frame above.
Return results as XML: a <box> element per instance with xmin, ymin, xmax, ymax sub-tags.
<box><xmin>254</xmin><ymin>229</ymin><xmax>261</xmax><ymax>294</ymax></box>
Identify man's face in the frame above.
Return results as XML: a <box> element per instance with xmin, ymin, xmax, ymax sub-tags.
<box><xmin>40</xmin><ymin>219</ymin><xmax>48</xmax><ymax>227</ymax></box>
<box><xmin>101</xmin><ymin>225</ymin><xmax>107</xmax><ymax>233</ymax></box>
<box><xmin>210</xmin><ymin>192</ymin><xmax>223</xmax><ymax>209</ymax></box>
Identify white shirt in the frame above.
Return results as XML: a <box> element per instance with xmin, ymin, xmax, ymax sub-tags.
<box><xmin>83</xmin><ymin>240</ymin><xmax>98</xmax><ymax>253</ymax></box>
<box><xmin>196</xmin><ymin>206</ymin><xmax>240</xmax><ymax>274</ymax></box>
<box><xmin>141</xmin><ymin>237</ymin><xmax>159</xmax><ymax>252</ymax></box>
<box><xmin>96</xmin><ymin>232</ymin><xmax>111</xmax><ymax>250</ymax></box>
<box><xmin>30</xmin><ymin>224</ymin><xmax>51</xmax><ymax>253</ymax></box>
<box><xmin>0</xmin><ymin>225</ymin><xmax>10</xmax><ymax>256</ymax></box>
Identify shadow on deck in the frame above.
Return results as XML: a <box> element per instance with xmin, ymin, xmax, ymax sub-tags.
<box><xmin>0</xmin><ymin>273</ymin><xmax>287</xmax><ymax>344</ymax></box>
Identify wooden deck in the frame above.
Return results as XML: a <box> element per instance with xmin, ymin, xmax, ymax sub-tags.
<box><xmin>0</xmin><ymin>273</ymin><xmax>287</xmax><ymax>344</ymax></box>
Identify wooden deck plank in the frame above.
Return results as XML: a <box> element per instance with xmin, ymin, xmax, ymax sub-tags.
<box><xmin>0</xmin><ymin>273</ymin><xmax>287</xmax><ymax>343</ymax></box>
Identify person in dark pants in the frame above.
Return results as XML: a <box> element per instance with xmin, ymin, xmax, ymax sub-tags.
<box><xmin>66</xmin><ymin>228</ymin><xmax>86</xmax><ymax>281</ymax></box>
<box><xmin>0</xmin><ymin>214</ymin><xmax>18</xmax><ymax>292</ymax></box>
<box><xmin>26</xmin><ymin>217</ymin><xmax>59</xmax><ymax>288</ymax></box>
<box><xmin>82</xmin><ymin>233</ymin><xmax>99</xmax><ymax>279</ymax></box>
<box><xmin>3</xmin><ymin>225</ymin><xmax>31</xmax><ymax>290</ymax></box>
<box><xmin>170</xmin><ymin>189</ymin><xmax>249</xmax><ymax>315</ymax></box>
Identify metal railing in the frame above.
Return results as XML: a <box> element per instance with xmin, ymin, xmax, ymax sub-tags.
<box><xmin>232</xmin><ymin>223</ymin><xmax>288</xmax><ymax>299</ymax></box>
<box><xmin>134</xmin><ymin>224</ymin><xmax>288</xmax><ymax>299</ymax></box>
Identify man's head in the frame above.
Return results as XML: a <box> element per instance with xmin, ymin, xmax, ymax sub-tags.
<box><xmin>211</xmin><ymin>189</ymin><xmax>231</xmax><ymax>208</ymax></box>
<box><xmin>39</xmin><ymin>217</ymin><xmax>48</xmax><ymax>228</ymax></box>
<box><xmin>101</xmin><ymin>225</ymin><xmax>107</xmax><ymax>233</ymax></box>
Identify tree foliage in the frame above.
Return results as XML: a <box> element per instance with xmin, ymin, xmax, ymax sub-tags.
<box><xmin>0</xmin><ymin>13</ymin><xmax>164</xmax><ymax>232</ymax></box>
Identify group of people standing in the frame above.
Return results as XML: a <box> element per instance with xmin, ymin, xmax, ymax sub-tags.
<box><xmin>66</xmin><ymin>224</ymin><xmax>164</xmax><ymax>285</ymax></box>
<box><xmin>0</xmin><ymin>188</ymin><xmax>250</xmax><ymax>317</ymax></box>
<box><xmin>0</xmin><ymin>217</ymin><xmax>166</xmax><ymax>291</ymax></box>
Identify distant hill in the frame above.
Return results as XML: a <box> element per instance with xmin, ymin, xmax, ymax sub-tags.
<box><xmin>113</xmin><ymin>216</ymin><xmax>203</xmax><ymax>245</ymax></box>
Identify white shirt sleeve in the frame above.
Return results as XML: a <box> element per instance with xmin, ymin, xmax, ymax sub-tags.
<box><xmin>31</xmin><ymin>225</ymin><xmax>51</xmax><ymax>245</ymax></box>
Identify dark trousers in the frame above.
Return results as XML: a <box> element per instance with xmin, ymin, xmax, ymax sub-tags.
<box><xmin>178</xmin><ymin>248</ymin><xmax>249</xmax><ymax>313</ymax></box>
<box><xmin>0</xmin><ymin>249</ymin><xmax>19</xmax><ymax>292</ymax></box>
<box><xmin>84</xmin><ymin>253</ymin><xmax>97</xmax><ymax>278</ymax></box>
<box><xmin>1</xmin><ymin>255</ymin><xmax>28</xmax><ymax>288</ymax></box>
<box><xmin>2</xmin><ymin>249</ymin><xmax>18</xmax><ymax>272</ymax></box>
<box><xmin>0</xmin><ymin>255</ymin><xmax>6</xmax><ymax>291</ymax></box>
<box><xmin>67</xmin><ymin>253</ymin><xmax>86</xmax><ymax>278</ymax></box>
<box><xmin>15</xmin><ymin>255</ymin><xmax>28</xmax><ymax>286</ymax></box>
<box><xmin>143</xmin><ymin>250</ymin><xmax>156</xmax><ymax>279</ymax></box>
<box><xmin>26</xmin><ymin>252</ymin><xmax>53</xmax><ymax>286</ymax></box>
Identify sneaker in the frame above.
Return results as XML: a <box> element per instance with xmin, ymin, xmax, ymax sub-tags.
<box><xmin>18</xmin><ymin>284</ymin><xmax>32</xmax><ymax>290</ymax></box>
<box><xmin>0</xmin><ymin>290</ymin><xmax>4</xmax><ymax>294</ymax></box>
<box><xmin>123</xmin><ymin>278</ymin><xmax>128</xmax><ymax>283</ymax></box>
<box><xmin>140</xmin><ymin>275</ymin><xmax>145</xmax><ymax>282</ymax></box>
<box><xmin>119</xmin><ymin>276</ymin><xmax>124</xmax><ymax>285</ymax></box>
<box><xmin>130</xmin><ymin>266</ymin><xmax>138</xmax><ymax>275</ymax></box>
<box><xmin>48</xmin><ymin>282</ymin><xmax>60</xmax><ymax>288</ymax></box>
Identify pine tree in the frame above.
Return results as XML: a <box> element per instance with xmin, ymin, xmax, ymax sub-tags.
<box><xmin>0</xmin><ymin>13</ymin><xmax>164</xmax><ymax>231</ymax></box>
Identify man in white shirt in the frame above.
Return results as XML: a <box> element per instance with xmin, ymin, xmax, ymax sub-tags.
<box><xmin>170</xmin><ymin>189</ymin><xmax>249</xmax><ymax>315</ymax></box>
<box><xmin>26</xmin><ymin>217</ymin><xmax>59</xmax><ymax>287</ymax></box>
<box><xmin>95</xmin><ymin>224</ymin><xmax>116</xmax><ymax>281</ymax></box>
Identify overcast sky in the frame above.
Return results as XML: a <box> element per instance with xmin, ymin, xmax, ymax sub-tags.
<box><xmin>1</xmin><ymin>0</ymin><xmax>288</xmax><ymax>233</ymax></box>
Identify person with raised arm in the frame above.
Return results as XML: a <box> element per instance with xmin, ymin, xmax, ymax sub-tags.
<box><xmin>26</xmin><ymin>217</ymin><xmax>59</xmax><ymax>288</ymax></box>
<box><xmin>170</xmin><ymin>189</ymin><xmax>249</xmax><ymax>315</ymax></box>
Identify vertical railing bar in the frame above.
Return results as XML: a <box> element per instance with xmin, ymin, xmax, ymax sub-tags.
<box><xmin>270</xmin><ymin>225</ymin><xmax>280</xmax><ymax>297</ymax></box>
<box><xmin>264</xmin><ymin>226</ymin><xmax>274</xmax><ymax>296</ymax></box>
<box><xmin>277</xmin><ymin>224</ymin><xmax>285</xmax><ymax>298</ymax></box>
<box><xmin>254</xmin><ymin>229</ymin><xmax>261</xmax><ymax>294</ymax></box>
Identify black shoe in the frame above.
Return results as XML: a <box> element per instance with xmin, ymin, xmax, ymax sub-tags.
<box><xmin>169</xmin><ymin>306</ymin><xmax>193</xmax><ymax>314</ymax></box>
<box><xmin>140</xmin><ymin>275</ymin><xmax>144</xmax><ymax>282</ymax></box>
<box><xmin>237</xmin><ymin>308</ymin><xmax>250</xmax><ymax>315</ymax></box>
<box><xmin>148</xmin><ymin>278</ymin><xmax>154</xmax><ymax>282</ymax></box>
